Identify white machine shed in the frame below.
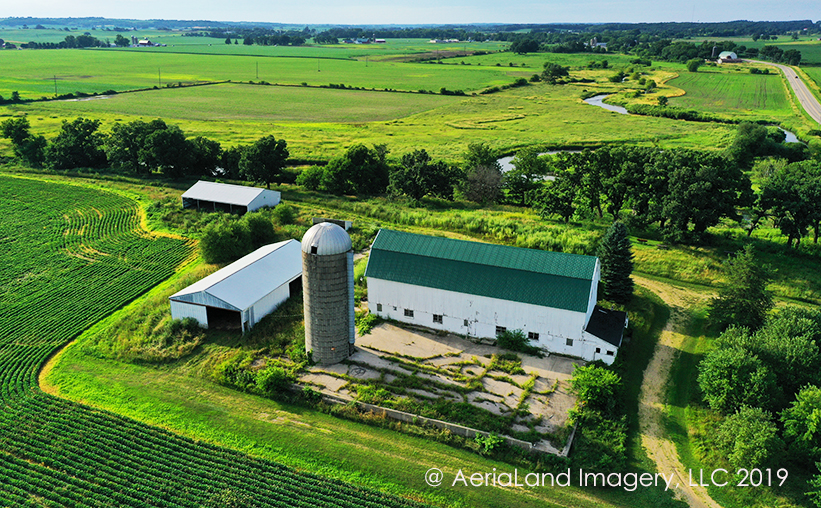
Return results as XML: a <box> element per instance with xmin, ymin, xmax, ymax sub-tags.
<box><xmin>182</xmin><ymin>180</ymin><xmax>281</xmax><ymax>214</ymax></box>
<box><xmin>169</xmin><ymin>240</ymin><xmax>301</xmax><ymax>332</ymax></box>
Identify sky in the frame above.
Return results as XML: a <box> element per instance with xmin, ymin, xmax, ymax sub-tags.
<box><xmin>3</xmin><ymin>0</ymin><xmax>818</xmax><ymax>26</ymax></box>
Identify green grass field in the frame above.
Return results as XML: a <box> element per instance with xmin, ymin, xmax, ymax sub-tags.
<box><xmin>0</xmin><ymin>46</ymin><xmax>517</xmax><ymax>99</ymax></box>
<box><xmin>5</xmin><ymin>80</ymin><xmax>738</xmax><ymax>161</ymax></box>
<box><xmin>33</xmin><ymin>82</ymin><xmax>460</xmax><ymax>122</ymax></box>
<box><xmin>667</xmin><ymin>67</ymin><xmax>794</xmax><ymax>122</ymax></box>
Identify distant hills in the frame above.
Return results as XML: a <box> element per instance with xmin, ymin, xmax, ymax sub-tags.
<box><xmin>0</xmin><ymin>17</ymin><xmax>817</xmax><ymax>36</ymax></box>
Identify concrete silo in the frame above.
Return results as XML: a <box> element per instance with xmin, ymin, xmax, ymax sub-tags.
<box><xmin>301</xmin><ymin>222</ymin><xmax>355</xmax><ymax>365</ymax></box>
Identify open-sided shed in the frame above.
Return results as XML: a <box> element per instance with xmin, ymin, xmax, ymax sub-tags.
<box><xmin>181</xmin><ymin>180</ymin><xmax>281</xmax><ymax>214</ymax></box>
<box><xmin>169</xmin><ymin>240</ymin><xmax>301</xmax><ymax>332</ymax></box>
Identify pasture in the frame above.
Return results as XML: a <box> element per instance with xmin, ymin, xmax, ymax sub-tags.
<box><xmin>6</xmin><ymin>80</ymin><xmax>738</xmax><ymax>161</ymax></box>
<box><xmin>666</xmin><ymin>67</ymin><xmax>794</xmax><ymax>122</ymax></box>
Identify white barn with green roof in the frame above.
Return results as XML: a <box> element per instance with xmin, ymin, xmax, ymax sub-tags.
<box><xmin>364</xmin><ymin>230</ymin><xmax>626</xmax><ymax>364</ymax></box>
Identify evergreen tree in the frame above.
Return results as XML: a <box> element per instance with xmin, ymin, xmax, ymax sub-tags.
<box><xmin>597</xmin><ymin>222</ymin><xmax>634</xmax><ymax>304</ymax></box>
<box><xmin>709</xmin><ymin>244</ymin><xmax>773</xmax><ymax>331</ymax></box>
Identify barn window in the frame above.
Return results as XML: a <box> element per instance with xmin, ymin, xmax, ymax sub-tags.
<box><xmin>566</xmin><ymin>338</ymin><xmax>574</xmax><ymax>347</ymax></box>
<box><xmin>595</xmin><ymin>347</ymin><xmax>601</xmax><ymax>354</ymax></box>
<box><xmin>376</xmin><ymin>303</ymin><xmax>382</xmax><ymax>312</ymax></box>
<box><xmin>528</xmin><ymin>332</ymin><xmax>539</xmax><ymax>341</ymax></box>
<box><xmin>404</xmin><ymin>309</ymin><xmax>414</xmax><ymax>318</ymax></box>
<box><xmin>310</xmin><ymin>246</ymin><xmax>317</xmax><ymax>254</ymax></box>
<box><xmin>495</xmin><ymin>326</ymin><xmax>507</xmax><ymax>336</ymax></box>
<box><xmin>606</xmin><ymin>350</ymin><xmax>614</xmax><ymax>356</ymax></box>
<box><xmin>433</xmin><ymin>314</ymin><xmax>443</xmax><ymax>324</ymax></box>
<box><xmin>463</xmin><ymin>319</ymin><xmax>469</xmax><ymax>327</ymax></box>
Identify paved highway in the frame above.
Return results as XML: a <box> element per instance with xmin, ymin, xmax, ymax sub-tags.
<box><xmin>745</xmin><ymin>59</ymin><xmax>821</xmax><ymax>125</ymax></box>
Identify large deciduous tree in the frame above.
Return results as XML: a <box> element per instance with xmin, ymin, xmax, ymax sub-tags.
<box><xmin>45</xmin><ymin>117</ymin><xmax>107</xmax><ymax>170</ymax></box>
<box><xmin>504</xmin><ymin>147</ymin><xmax>546</xmax><ymax>206</ymax></box>
<box><xmin>142</xmin><ymin>125</ymin><xmax>192</xmax><ymax>178</ymax></box>
<box><xmin>460</xmin><ymin>142</ymin><xmax>503</xmax><ymax>204</ymax></box>
<box><xmin>239</xmin><ymin>135</ymin><xmax>289</xmax><ymax>189</ymax></box>
<box><xmin>697</xmin><ymin>340</ymin><xmax>779</xmax><ymax>415</ymax></box>
<box><xmin>320</xmin><ymin>143</ymin><xmax>390</xmax><ymax>195</ymax></box>
<box><xmin>1</xmin><ymin>117</ymin><xmax>47</xmax><ymax>168</ymax></box>
<box><xmin>717</xmin><ymin>406</ymin><xmax>783</xmax><ymax>469</ymax></box>
<box><xmin>389</xmin><ymin>149</ymin><xmax>458</xmax><ymax>201</ymax></box>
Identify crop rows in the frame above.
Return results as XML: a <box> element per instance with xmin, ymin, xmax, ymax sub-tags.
<box><xmin>0</xmin><ymin>176</ymin><xmax>428</xmax><ymax>508</ymax></box>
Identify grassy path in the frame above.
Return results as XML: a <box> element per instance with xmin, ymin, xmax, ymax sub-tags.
<box><xmin>634</xmin><ymin>276</ymin><xmax>720</xmax><ymax>508</ymax></box>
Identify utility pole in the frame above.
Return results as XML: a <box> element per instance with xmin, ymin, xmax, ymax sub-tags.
<box><xmin>53</xmin><ymin>75</ymin><xmax>57</xmax><ymax>95</ymax></box>
<box><xmin>256</xmin><ymin>61</ymin><xmax>259</xmax><ymax>79</ymax></box>
<box><xmin>317</xmin><ymin>59</ymin><xmax>320</xmax><ymax>72</ymax></box>
<box><xmin>158</xmin><ymin>68</ymin><xmax>161</xmax><ymax>87</ymax></box>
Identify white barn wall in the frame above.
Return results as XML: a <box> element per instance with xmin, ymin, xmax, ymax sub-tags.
<box><xmin>582</xmin><ymin>331</ymin><xmax>618</xmax><ymax>365</ymax></box>
<box><xmin>249</xmin><ymin>282</ymin><xmax>291</xmax><ymax>327</ymax></box>
<box><xmin>584</xmin><ymin>261</ymin><xmax>601</xmax><ymax>327</ymax></box>
<box><xmin>368</xmin><ymin>278</ymin><xmax>618</xmax><ymax>364</ymax></box>
<box><xmin>170</xmin><ymin>301</ymin><xmax>209</xmax><ymax>328</ymax></box>
<box><xmin>247</xmin><ymin>190</ymin><xmax>281</xmax><ymax>212</ymax></box>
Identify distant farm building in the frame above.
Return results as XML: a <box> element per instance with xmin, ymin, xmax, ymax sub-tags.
<box><xmin>169</xmin><ymin>240</ymin><xmax>302</xmax><ymax>332</ymax></box>
<box><xmin>717</xmin><ymin>51</ymin><xmax>740</xmax><ymax>63</ymax></box>
<box><xmin>312</xmin><ymin>217</ymin><xmax>352</xmax><ymax>231</ymax></box>
<box><xmin>365</xmin><ymin>230</ymin><xmax>627</xmax><ymax>364</ymax></box>
<box><xmin>182</xmin><ymin>180</ymin><xmax>280</xmax><ymax>214</ymax></box>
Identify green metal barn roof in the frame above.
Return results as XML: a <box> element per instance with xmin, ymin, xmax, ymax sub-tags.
<box><xmin>364</xmin><ymin>229</ymin><xmax>598</xmax><ymax>312</ymax></box>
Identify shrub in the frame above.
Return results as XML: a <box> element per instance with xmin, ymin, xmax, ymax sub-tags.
<box><xmin>475</xmin><ymin>433</ymin><xmax>505</xmax><ymax>454</ymax></box>
<box><xmin>256</xmin><ymin>365</ymin><xmax>292</xmax><ymax>395</ymax></box>
<box><xmin>199</xmin><ymin>218</ymin><xmax>252</xmax><ymax>264</ymax></box>
<box><xmin>271</xmin><ymin>203</ymin><xmax>296</xmax><ymax>225</ymax></box>
<box><xmin>295</xmin><ymin>165</ymin><xmax>324</xmax><ymax>190</ymax></box>
<box><xmin>496</xmin><ymin>329</ymin><xmax>540</xmax><ymax>356</ymax></box>
<box><xmin>569</xmin><ymin>364</ymin><xmax>621</xmax><ymax>415</ymax></box>
<box><xmin>356</xmin><ymin>312</ymin><xmax>383</xmax><ymax>336</ymax></box>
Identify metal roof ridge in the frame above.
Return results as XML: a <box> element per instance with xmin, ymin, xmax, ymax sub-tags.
<box><xmin>169</xmin><ymin>239</ymin><xmax>297</xmax><ymax>298</ymax></box>
<box><xmin>372</xmin><ymin>229</ymin><xmax>596</xmax><ymax>279</ymax></box>
<box><xmin>370</xmin><ymin>246</ymin><xmax>594</xmax><ymax>281</ymax></box>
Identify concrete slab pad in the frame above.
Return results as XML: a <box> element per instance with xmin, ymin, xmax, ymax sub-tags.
<box><xmin>299</xmin><ymin>373</ymin><xmax>348</xmax><ymax>392</ymax></box>
<box><xmin>347</xmin><ymin>365</ymin><xmax>381</xmax><ymax>381</ymax></box>
<box><xmin>467</xmin><ymin>391</ymin><xmax>505</xmax><ymax>405</ymax></box>
<box><xmin>483</xmin><ymin>377</ymin><xmax>523</xmax><ymax>399</ymax></box>
<box><xmin>473</xmin><ymin>399</ymin><xmax>507</xmax><ymax>415</ymax></box>
<box><xmin>358</xmin><ymin>323</ymin><xmax>461</xmax><ymax>359</ymax></box>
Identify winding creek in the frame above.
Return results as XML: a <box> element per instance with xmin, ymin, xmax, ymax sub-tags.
<box><xmin>583</xmin><ymin>93</ymin><xmax>801</xmax><ymax>143</ymax></box>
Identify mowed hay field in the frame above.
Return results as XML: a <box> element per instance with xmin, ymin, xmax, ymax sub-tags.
<box><xmin>667</xmin><ymin>68</ymin><xmax>794</xmax><ymax>121</ymax></box>
<box><xmin>35</xmin><ymin>82</ymin><xmax>461</xmax><ymax>122</ymax></box>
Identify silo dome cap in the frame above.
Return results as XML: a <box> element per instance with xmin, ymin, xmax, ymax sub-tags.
<box><xmin>301</xmin><ymin>222</ymin><xmax>352</xmax><ymax>255</ymax></box>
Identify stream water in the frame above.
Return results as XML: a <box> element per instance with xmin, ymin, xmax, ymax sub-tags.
<box><xmin>582</xmin><ymin>94</ymin><xmax>801</xmax><ymax>143</ymax></box>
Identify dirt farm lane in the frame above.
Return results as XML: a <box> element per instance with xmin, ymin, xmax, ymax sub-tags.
<box><xmin>635</xmin><ymin>276</ymin><xmax>721</xmax><ymax>508</ymax></box>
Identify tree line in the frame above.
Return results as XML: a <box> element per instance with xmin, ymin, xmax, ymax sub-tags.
<box><xmin>698</xmin><ymin>250</ymin><xmax>821</xmax><ymax>494</ymax></box>
<box><xmin>0</xmin><ymin>117</ymin><xmax>289</xmax><ymax>187</ymax></box>
<box><xmin>4</xmin><ymin>116</ymin><xmax>818</xmax><ymax>248</ymax></box>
